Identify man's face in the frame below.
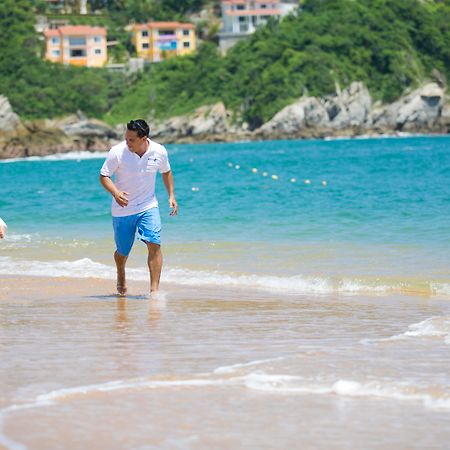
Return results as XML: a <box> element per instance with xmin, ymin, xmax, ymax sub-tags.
<box><xmin>125</xmin><ymin>129</ymin><xmax>146</xmax><ymax>152</ymax></box>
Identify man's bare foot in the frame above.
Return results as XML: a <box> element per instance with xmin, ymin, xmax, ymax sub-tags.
<box><xmin>116</xmin><ymin>284</ymin><xmax>127</xmax><ymax>296</ymax></box>
<box><xmin>116</xmin><ymin>281</ymin><xmax>127</xmax><ymax>296</ymax></box>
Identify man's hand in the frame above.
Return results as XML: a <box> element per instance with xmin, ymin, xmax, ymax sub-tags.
<box><xmin>114</xmin><ymin>191</ymin><xmax>129</xmax><ymax>207</ymax></box>
<box><xmin>169</xmin><ymin>196</ymin><xmax>178</xmax><ymax>216</ymax></box>
<box><xmin>0</xmin><ymin>226</ymin><xmax>5</xmax><ymax>239</ymax></box>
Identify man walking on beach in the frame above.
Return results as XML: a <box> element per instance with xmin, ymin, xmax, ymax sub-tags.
<box><xmin>100</xmin><ymin>119</ymin><xmax>178</xmax><ymax>296</ymax></box>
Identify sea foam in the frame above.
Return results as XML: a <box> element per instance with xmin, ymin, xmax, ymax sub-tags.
<box><xmin>362</xmin><ymin>316</ymin><xmax>450</xmax><ymax>345</ymax></box>
<box><xmin>0</xmin><ymin>151</ymin><xmax>107</xmax><ymax>163</ymax></box>
<box><xmin>1</xmin><ymin>256</ymin><xmax>449</xmax><ymax>298</ymax></box>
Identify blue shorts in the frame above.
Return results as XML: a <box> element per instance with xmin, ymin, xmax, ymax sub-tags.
<box><xmin>112</xmin><ymin>208</ymin><xmax>161</xmax><ymax>257</ymax></box>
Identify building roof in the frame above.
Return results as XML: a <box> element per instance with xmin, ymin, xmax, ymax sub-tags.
<box><xmin>225</xmin><ymin>9</ymin><xmax>281</xmax><ymax>16</ymax></box>
<box><xmin>222</xmin><ymin>0</ymin><xmax>280</xmax><ymax>4</ymax></box>
<box><xmin>44</xmin><ymin>29</ymin><xmax>60</xmax><ymax>37</ymax></box>
<box><xmin>44</xmin><ymin>25</ymin><xmax>107</xmax><ymax>37</ymax></box>
<box><xmin>133</xmin><ymin>22</ymin><xmax>195</xmax><ymax>30</ymax></box>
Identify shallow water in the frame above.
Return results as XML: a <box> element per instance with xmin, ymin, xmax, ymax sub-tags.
<box><xmin>1</xmin><ymin>284</ymin><xmax>449</xmax><ymax>449</ymax></box>
<box><xmin>1</xmin><ymin>136</ymin><xmax>449</xmax><ymax>448</ymax></box>
<box><xmin>1</xmin><ymin>136</ymin><xmax>449</xmax><ymax>298</ymax></box>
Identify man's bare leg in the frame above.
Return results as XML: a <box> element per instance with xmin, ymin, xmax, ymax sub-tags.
<box><xmin>114</xmin><ymin>251</ymin><xmax>128</xmax><ymax>296</ymax></box>
<box><xmin>146</xmin><ymin>242</ymin><xmax>162</xmax><ymax>294</ymax></box>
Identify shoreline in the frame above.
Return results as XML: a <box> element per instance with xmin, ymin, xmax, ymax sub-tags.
<box><xmin>1</xmin><ymin>274</ymin><xmax>449</xmax><ymax>305</ymax></box>
<box><xmin>0</xmin><ymin>131</ymin><xmax>449</xmax><ymax>161</ymax></box>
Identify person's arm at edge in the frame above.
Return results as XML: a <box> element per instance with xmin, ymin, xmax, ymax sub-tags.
<box><xmin>0</xmin><ymin>217</ymin><xmax>7</xmax><ymax>239</ymax></box>
<box><xmin>99</xmin><ymin>175</ymin><xmax>129</xmax><ymax>208</ymax></box>
<box><xmin>161</xmin><ymin>170</ymin><xmax>178</xmax><ymax>216</ymax></box>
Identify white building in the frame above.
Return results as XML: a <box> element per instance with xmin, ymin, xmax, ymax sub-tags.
<box><xmin>218</xmin><ymin>0</ymin><xmax>298</xmax><ymax>53</ymax></box>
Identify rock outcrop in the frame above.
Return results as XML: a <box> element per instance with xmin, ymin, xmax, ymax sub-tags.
<box><xmin>151</xmin><ymin>102</ymin><xmax>244</xmax><ymax>142</ymax></box>
<box><xmin>0</xmin><ymin>107</ymin><xmax>120</xmax><ymax>160</ymax></box>
<box><xmin>439</xmin><ymin>96</ymin><xmax>450</xmax><ymax>131</ymax></box>
<box><xmin>256</xmin><ymin>81</ymin><xmax>447</xmax><ymax>139</ymax></box>
<box><xmin>369</xmin><ymin>82</ymin><xmax>445</xmax><ymax>132</ymax></box>
<box><xmin>0</xmin><ymin>96</ymin><xmax>22</xmax><ymax>133</ymax></box>
<box><xmin>257</xmin><ymin>82</ymin><xmax>372</xmax><ymax>138</ymax></box>
<box><xmin>0</xmin><ymin>82</ymin><xmax>448</xmax><ymax>159</ymax></box>
<box><xmin>258</xmin><ymin>97</ymin><xmax>329</xmax><ymax>137</ymax></box>
<box><xmin>325</xmin><ymin>82</ymin><xmax>372</xmax><ymax>129</ymax></box>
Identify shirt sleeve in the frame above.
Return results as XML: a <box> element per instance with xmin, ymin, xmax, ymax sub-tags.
<box><xmin>158</xmin><ymin>146</ymin><xmax>171</xmax><ymax>174</ymax></box>
<box><xmin>100</xmin><ymin>148</ymin><xmax>119</xmax><ymax>177</ymax></box>
<box><xmin>0</xmin><ymin>217</ymin><xmax>7</xmax><ymax>228</ymax></box>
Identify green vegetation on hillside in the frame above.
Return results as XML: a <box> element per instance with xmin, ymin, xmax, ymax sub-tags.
<box><xmin>1</xmin><ymin>0</ymin><xmax>449</xmax><ymax>127</ymax></box>
<box><xmin>108</xmin><ymin>0</ymin><xmax>450</xmax><ymax>128</ymax></box>
<box><xmin>0</xmin><ymin>0</ymin><xmax>126</xmax><ymax>118</ymax></box>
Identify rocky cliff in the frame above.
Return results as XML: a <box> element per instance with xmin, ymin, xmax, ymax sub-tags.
<box><xmin>0</xmin><ymin>102</ymin><xmax>121</xmax><ymax>159</ymax></box>
<box><xmin>0</xmin><ymin>82</ymin><xmax>448</xmax><ymax>159</ymax></box>
<box><xmin>257</xmin><ymin>82</ymin><xmax>448</xmax><ymax>139</ymax></box>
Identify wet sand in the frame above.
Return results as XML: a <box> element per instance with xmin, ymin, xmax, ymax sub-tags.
<box><xmin>1</xmin><ymin>275</ymin><xmax>449</xmax><ymax>450</ymax></box>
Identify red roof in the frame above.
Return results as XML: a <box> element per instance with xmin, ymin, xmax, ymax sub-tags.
<box><xmin>44</xmin><ymin>25</ymin><xmax>107</xmax><ymax>37</ymax></box>
<box><xmin>134</xmin><ymin>22</ymin><xmax>194</xmax><ymax>30</ymax></box>
<box><xmin>223</xmin><ymin>0</ymin><xmax>279</xmax><ymax>4</ymax></box>
<box><xmin>225</xmin><ymin>9</ymin><xmax>281</xmax><ymax>16</ymax></box>
<box><xmin>44</xmin><ymin>29</ymin><xmax>60</xmax><ymax>37</ymax></box>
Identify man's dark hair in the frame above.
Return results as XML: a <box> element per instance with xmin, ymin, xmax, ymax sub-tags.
<box><xmin>127</xmin><ymin>119</ymin><xmax>150</xmax><ymax>138</ymax></box>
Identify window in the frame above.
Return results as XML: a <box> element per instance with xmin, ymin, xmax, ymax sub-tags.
<box><xmin>69</xmin><ymin>37</ymin><xmax>86</xmax><ymax>46</ymax></box>
<box><xmin>52</xmin><ymin>49</ymin><xmax>60</xmax><ymax>56</ymax></box>
<box><xmin>239</xmin><ymin>16</ymin><xmax>246</xmax><ymax>22</ymax></box>
<box><xmin>261</xmin><ymin>4</ymin><xmax>267</xmax><ymax>8</ymax></box>
<box><xmin>159</xmin><ymin>30</ymin><xmax>175</xmax><ymax>36</ymax></box>
<box><xmin>142</xmin><ymin>31</ymin><xmax>148</xmax><ymax>37</ymax></box>
<box><xmin>182</xmin><ymin>30</ymin><xmax>190</xmax><ymax>36</ymax></box>
<box><xmin>94</xmin><ymin>49</ymin><xmax>102</xmax><ymax>55</ymax></box>
<box><xmin>70</xmin><ymin>49</ymin><xmax>86</xmax><ymax>57</ymax></box>
<box><xmin>237</xmin><ymin>5</ymin><xmax>245</xmax><ymax>10</ymax></box>
<box><xmin>142</xmin><ymin>43</ymin><xmax>149</xmax><ymax>49</ymax></box>
<box><xmin>183</xmin><ymin>42</ymin><xmax>190</xmax><ymax>48</ymax></box>
<box><xmin>51</xmin><ymin>37</ymin><xmax>60</xmax><ymax>45</ymax></box>
<box><xmin>94</xmin><ymin>36</ymin><xmax>102</xmax><ymax>43</ymax></box>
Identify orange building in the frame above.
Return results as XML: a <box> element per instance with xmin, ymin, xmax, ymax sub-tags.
<box><xmin>44</xmin><ymin>25</ymin><xmax>107</xmax><ymax>67</ymax></box>
<box><xmin>132</xmin><ymin>22</ymin><xmax>196</xmax><ymax>62</ymax></box>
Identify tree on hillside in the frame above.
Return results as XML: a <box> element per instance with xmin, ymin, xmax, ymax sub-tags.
<box><xmin>0</xmin><ymin>0</ymin><xmax>126</xmax><ymax>118</ymax></box>
<box><xmin>0</xmin><ymin>0</ymin><xmax>38</xmax><ymax>66</ymax></box>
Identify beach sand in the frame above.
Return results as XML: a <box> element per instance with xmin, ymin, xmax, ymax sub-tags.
<box><xmin>1</xmin><ymin>275</ymin><xmax>449</xmax><ymax>450</ymax></box>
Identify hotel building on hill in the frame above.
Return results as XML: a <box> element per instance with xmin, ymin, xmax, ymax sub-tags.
<box><xmin>218</xmin><ymin>0</ymin><xmax>297</xmax><ymax>53</ymax></box>
<box><xmin>131</xmin><ymin>22</ymin><xmax>196</xmax><ymax>62</ymax></box>
<box><xmin>43</xmin><ymin>25</ymin><xmax>107</xmax><ymax>67</ymax></box>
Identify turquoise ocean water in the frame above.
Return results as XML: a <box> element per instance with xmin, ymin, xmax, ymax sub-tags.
<box><xmin>0</xmin><ymin>136</ymin><xmax>449</xmax><ymax>297</ymax></box>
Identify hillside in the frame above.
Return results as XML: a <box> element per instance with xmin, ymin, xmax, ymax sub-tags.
<box><xmin>107</xmin><ymin>0</ymin><xmax>450</xmax><ymax>129</ymax></box>
<box><xmin>0</xmin><ymin>0</ymin><xmax>449</xmax><ymax>130</ymax></box>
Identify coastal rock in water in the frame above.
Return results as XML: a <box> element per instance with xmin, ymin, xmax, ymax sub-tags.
<box><xmin>325</xmin><ymin>82</ymin><xmax>372</xmax><ymax>129</ymax></box>
<box><xmin>257</xmin><ymin>82</ymin><xmax>371</xmax><ymax>137</ymax></box>
<box><xmin>56</xmin><ymin>116</ymin><xmax>120</xmax><ymax>139</ymax></box>
<box><xmin>0</xmin><ymin>96</ymin><xmax>21</xmax><ymax>132</ymax></box>
<box><xmin>0</xmin><ymin>116</ymin><xmax>121</xmax><ymax>159</ymax></box>
<box><xmin>438</xmin><ymin>96</ymin><xmax>450</xmax><ymax>131</ymax></box>
<box><xmin>151</xmin><ymin>102</ymin><xmax>235</xmax><ymax>142</ymax></box>
<box><xmin>257</xmin><ymin>97</ymin><xmax>329</xmax><ymax>136</ymax></box>
<box><xmin>370</xmin><ymin>82</ymin><xmax>444</xmax><ymax>131</ymax></box>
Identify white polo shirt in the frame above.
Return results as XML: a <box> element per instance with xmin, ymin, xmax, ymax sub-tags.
<box><xmin>100</xmin><ymin>139</ymin><xmax>171</xmax><ymax>217</ymax></box>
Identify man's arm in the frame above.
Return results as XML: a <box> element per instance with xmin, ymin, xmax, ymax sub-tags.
<box><xmin>161</xmin><ymin>170</ymin><xmax>178</xmax><ymax>216</ymax></box>
<box><xmin>99</xmin><ymin>175</ymin><xmax>129</xmax><ymax>208</ymax></box>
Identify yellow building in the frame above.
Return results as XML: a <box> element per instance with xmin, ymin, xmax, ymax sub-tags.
<box><xmin>132</xmin><ymin>22</ymin><xmax>196</xmax><ymax>62</ymax></box>
<box><xmin>44</xmin><ymin>25</ymin><xmax>107</xmax><ymax>67</ymax></box>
